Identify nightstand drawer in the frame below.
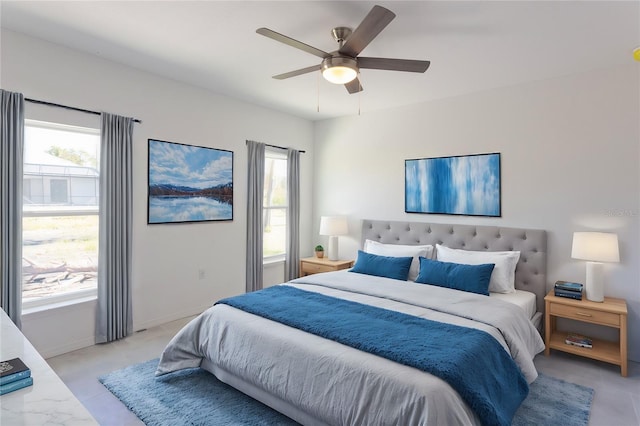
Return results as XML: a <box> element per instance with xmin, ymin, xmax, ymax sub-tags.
<box><xmin>550</xmin><ymin>303</ymin><xmax>620</xmax><ymax>326</ymax></box>
<box><xmin>301</xmin><ymin>263</ymin><xmax>333</xmax><ymax>275</ymax></box>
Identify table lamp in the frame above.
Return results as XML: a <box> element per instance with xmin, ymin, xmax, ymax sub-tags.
<box><xmin>319</xmin><ymin>216</ymin><xmax>348</xmax><ymax>261</ymax></box>
<box><xmin>571</xmin><ymin>232</ymin><xmax>619</xmax><ymax>302</ymax></box>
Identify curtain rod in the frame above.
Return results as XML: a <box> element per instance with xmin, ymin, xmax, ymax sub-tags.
<box><xmin>245</xmin><ymin>140</ymin><xmax>306</xmax><ymax>154</ymax></box>
<box><xmin>25</xmin><ymin>98</ymin><xmax>142</xmax><ymax>123</ymax></box>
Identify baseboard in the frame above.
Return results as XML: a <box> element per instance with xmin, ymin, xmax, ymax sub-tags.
<box><xmin>41</xmin><ymin>336</ymin><xmax>97</xmax><ymax>359</ymax></box>
<box><xmin>133</xmin><ymin>304</ymin><xmax>211</xmax><ymax>333</ymax></box>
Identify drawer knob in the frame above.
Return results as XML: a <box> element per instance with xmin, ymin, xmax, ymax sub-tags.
<box><xmin>575</xmin><ymin>312</ymin><xmax>592</xmax><ymax>317</ymax></box>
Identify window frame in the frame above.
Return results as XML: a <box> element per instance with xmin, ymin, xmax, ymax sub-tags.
<box><xmin>22</xmin><ymin>119</ymin><xmax>101</xmax><ymax>310</ymax></box>
<box><xmin>263</xmin><ymin>148</ymin><xmax>288</xmax><ymax>263</ymax></box>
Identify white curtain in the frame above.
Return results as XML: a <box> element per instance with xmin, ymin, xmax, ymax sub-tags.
<box><xmin>96</xmin><ymin>112</ymin><xmax>134</xmax><ymax>343</ymax></box>
<box><xmin>285</xmin><ymin>148</ymin><xmax>300</xmax><ymax>280</ymax></box>
<box><xmin>0</xmin><ymin>90</ymin><xmax>24</xmax><ymax>328</ymax></box>
<box><xmin>246</xmin><ymin>140</ymin><xmax>265</xmax><ymax>292</ymax></box>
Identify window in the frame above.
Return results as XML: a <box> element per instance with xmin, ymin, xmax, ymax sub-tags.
<box><xmin>263</xmin><ymin>149</ymin><xmax>287</xmax><ymax>260</ymax></box>
<box><xmin>22</xmin><ymin>120</ymin><xmax>100</xmax><ymax>308</ymax></box>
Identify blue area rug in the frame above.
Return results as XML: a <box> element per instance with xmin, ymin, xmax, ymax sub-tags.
<box><xmin>99</xmin><ymin>359</ymin><xmax>593</xmax><ymax>426</ymax></box>
<box><xmin>513</xmin><ymin>373</ymin><xmax>594</xmax><ymax>426</ymax></box>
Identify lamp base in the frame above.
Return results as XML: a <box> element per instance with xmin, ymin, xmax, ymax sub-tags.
<box><xmin>327</xmin><ymin>236</ymin><xmax>339</xmax><ymax>261</ymax></box>
<box><xmin>585</xmin><ymin>261</ymin><xmax>604</xmax><ymax>302</ymax></box>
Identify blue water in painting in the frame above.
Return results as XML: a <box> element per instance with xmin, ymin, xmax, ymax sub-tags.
<box><xmin>149</xmin><ymin>196</ymin><xmax>232</xmax><ymax>223</ymax></box>
<box><xmin>405</xmin><ymin>155</ymin><xmax>500</xmax><ymax>216</ymax></box>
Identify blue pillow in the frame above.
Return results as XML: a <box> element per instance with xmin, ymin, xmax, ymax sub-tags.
<box><xmin>350</xmin><ymin>250</ymin><xmax>413</xmax><ymax>281</ymax></box>
<box><xmin>415</xmin><ymin>257</ymin><xmax>494</xmax><ymax>296</ymax></box>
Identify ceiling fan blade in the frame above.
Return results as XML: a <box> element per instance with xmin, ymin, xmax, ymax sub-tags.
<box><xmin>358</xmin><ymin>57</ymin><xmax>431</xmax><ymax>73</ymax></box>
<box><xmin>273</xmin><ymin>64</ymin><xmax>321</xmax><ymax>80</ymax></box>
<box><xmin>257</xmin><ymin>28</ymin><xmax>329</xmax><ymax>59</ymax></box>
<box><xmin>339</xmin><ymin>5</ymin><xmax>395</xmax><ymax>58</ymax></box>
<box><xmin>345</xmin><ymin>77</ymin><xmax>363</xmax><ymax>94</ymax></box>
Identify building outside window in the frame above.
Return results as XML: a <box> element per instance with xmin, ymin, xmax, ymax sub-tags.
<box><xmin>49</xmin><ymin>178</ymin><xmax>69</xmax><ymax>203</ymax></box>
<box><xmin>263</xmin><ymin>149</ymin><xmax>287</xmax><ymax>260</ymax></box>
<box><xmin>22</xmin><ymin>120</ymin><xmax>100</xmax><ymax>308</ymax></box>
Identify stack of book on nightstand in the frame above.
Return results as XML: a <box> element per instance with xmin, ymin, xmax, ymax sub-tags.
<box><xmin>565</xmin><ymin>333</ymin><xmax>593</xmax><ymax>349</ymax></box>
<box><xmin>0</xmin><ymin>357</ymin><xmax>33</xmax><ymax>395</ymax></box>
<box><xmin>554</xmin><ymin>280</ymin><xmax>583</xmax><ymax>300</ymax></box>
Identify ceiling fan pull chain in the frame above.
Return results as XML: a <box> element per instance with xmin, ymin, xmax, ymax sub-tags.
<box><xmin>317</xmin><ymin>70</ymin><xmax>320</xmax><ymax>113</ymax></box>
<box><xmin>358</xmin><ymin>74</ymin><xmax>361</xmax><ymax>116</ymax></box>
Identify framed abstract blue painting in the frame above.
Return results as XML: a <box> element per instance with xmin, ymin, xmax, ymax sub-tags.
<box><xmin>405</xmin><ymin>153</ymin><xmax>501</xmax><ymax>217</ymax></box>
<box><xmin>148</xmin><ymin>139</ymin><xmax>233</xmax><ymax>224</ymax></box>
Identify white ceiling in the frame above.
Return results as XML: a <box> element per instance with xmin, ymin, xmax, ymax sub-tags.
<box><xmin>1</xmin><ymin>1</ymin><xmax>638</xmax><ymax>121</ymax></box>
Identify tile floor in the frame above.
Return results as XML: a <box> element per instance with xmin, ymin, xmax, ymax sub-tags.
<box><xmin>46</xmin><ymin>316</ymin><xmax>640</xmax><ymax>426</ymax></box>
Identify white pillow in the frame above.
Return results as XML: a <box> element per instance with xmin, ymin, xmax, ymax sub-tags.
<box><xmin>364</xmin><ymin>240</ymin><xmax>434</xmax><ymax>281</ymax></box>
<box><xmin>435</xmin><ymin>244</ymin><xmax>520</xmax><ymax>294</ymax></box>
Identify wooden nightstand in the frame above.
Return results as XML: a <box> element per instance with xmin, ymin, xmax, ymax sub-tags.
<box><xmin>544</xmin><ymin>290</ymin><xmax>628</xmax><ymax>376</ymax></box>
<box><xmin>299</xmin><ymin>257</ymin><xmax>354</xmax><ymax>277</ymax></box>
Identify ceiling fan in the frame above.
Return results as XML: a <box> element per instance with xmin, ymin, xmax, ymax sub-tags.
<box><xmin>256</xmin><ymin>5</ymin><xmax>430</xmax><ymax>94</ymax></box>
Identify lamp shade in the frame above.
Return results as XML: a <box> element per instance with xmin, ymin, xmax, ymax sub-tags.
<box><xmin>571</xmin><ymin>232</ymin><xmax>620</xmax><ymax>263</ymax></box>
<box><xmin>319</xmin><ymin>216</ymin><xmax>348</xmax><ymax>236</ymax></box>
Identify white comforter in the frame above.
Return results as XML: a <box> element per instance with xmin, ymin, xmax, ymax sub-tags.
<box><xmin>157</xmin><ymin>271</ymin><xmax>545</xmax><ymax>425</ymax></box>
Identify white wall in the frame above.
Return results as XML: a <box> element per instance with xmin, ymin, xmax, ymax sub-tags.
<box><xmin>313</xmin><ymin>65</ymin><xmax>640</xmax><ymax>362</ymax></box>
<box><xmin>2</xmin><ymin>29</ymin><xmax>314</xmax><ymax>357</ymax></box>
<box><xmin>3</xmin><ymin>27</ymin><xmax>639</xmax><ymax>364</ymax></box>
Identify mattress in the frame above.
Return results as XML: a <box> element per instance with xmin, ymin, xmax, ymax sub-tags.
<box><xmin>490</xmin><ymin>289</ymin><xmax>537</xmax><ymax>320</ymax></box>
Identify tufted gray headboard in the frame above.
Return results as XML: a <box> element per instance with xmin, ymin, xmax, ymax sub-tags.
<box><xmin>361</xmin><ymin>220</ymin><xmax>547</xmax><ymax>315</ymax></box>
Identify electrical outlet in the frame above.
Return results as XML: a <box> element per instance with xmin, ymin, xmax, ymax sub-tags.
<box><xmin>198</xmin><ymin>269</ymin><xmax>205</xmax><ymax>280</ymax></box>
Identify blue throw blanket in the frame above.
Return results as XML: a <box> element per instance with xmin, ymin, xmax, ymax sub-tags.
<box><xmin>218</xmin><ymin>285</ymin><xmax>528</xmax><ymax>426</ymax></box>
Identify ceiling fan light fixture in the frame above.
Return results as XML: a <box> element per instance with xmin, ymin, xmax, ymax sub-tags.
<box><xmin>321</xmin><ymin>57</ymin><xmax>358</xmax><ymax>84</ymax></box>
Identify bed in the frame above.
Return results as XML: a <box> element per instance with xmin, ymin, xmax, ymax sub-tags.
<box><xmin>156</xmin><ymin>220</ymin><xmax>547</xmax><ymax>425</ymax></box>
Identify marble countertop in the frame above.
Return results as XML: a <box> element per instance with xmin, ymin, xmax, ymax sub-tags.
<box><xmin>0</xmin><ymin>309</ymin><xmax>97</xmax><ymax>425</ymax></box>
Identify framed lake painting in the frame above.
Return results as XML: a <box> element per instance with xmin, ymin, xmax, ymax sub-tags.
<box><xmin>148</xmin><ymin>139</ymin><xmax>233</xmax><ymax>224</ymax></box>
<box><xmin>405</xmin><ymin>152</ymin><xmax>501</xmax><ymax>217</ymax></box>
